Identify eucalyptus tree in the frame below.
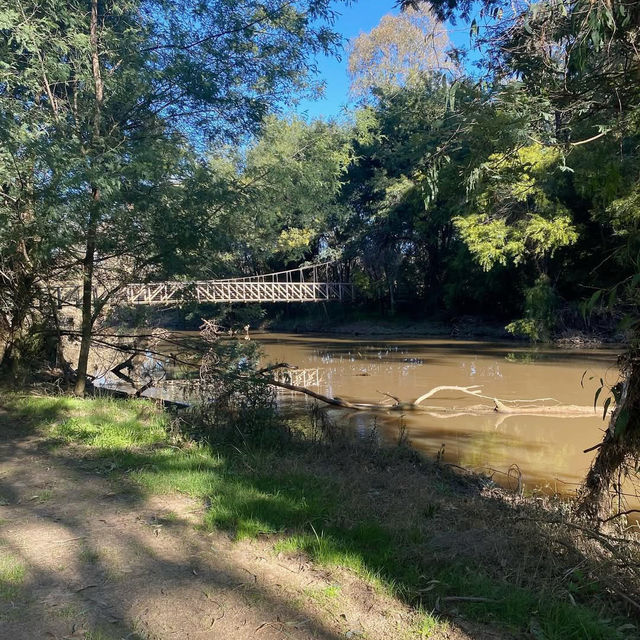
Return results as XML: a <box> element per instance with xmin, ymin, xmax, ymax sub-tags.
<box><xmin>348</xmin><ymin>5</ymin><xmax>454</xmax><ymax>99</ymax></box>
<box><xmin>0</xmin><ymin>0</ymin><xmax>346</xmax><ymax>393</ymax></box>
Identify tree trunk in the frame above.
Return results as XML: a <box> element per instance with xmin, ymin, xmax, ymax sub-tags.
<box><xmin>384</xmin><ymin>265</ymin><xmax>395</xmax><ymax>315</ymax></box>
<box><xmin>73</xmin><ymin>205</ymin><xmax>97</xmax><ymax>396</ymax></box>
<box><xmin>576</xmin><ymin>351</ymin><xmax>640</xmax><ymax>522</ymax></box>
<box><xmin>0</xmin><ymin>271</ymin><xmax>35</xmax><ymax>381</ymax></box>
<box><xmin>74</xmin><ymin>0</ymin><xmax>103</xmax><ymax>396</ymax></box>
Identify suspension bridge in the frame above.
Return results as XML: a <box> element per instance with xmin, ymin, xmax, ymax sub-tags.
<box><xmin>52</xmin><ymin>262</ymin><xmax>354</xmax><ymax>307</ymax></box>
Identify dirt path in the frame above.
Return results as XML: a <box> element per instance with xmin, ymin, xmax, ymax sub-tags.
<box><xmin>0</xmin><ymin>419</ymin><xmax>487</xmax><ymax>640</ymax></box>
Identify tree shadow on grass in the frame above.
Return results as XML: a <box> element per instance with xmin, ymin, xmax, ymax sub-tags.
<box><xmin>0</xmin><ymin>394</ymin><xmax>636</xmax><ymax>640</ymax></box>
<box><xmin>0</xmin><ymin>400</ymin><xmax>349</xmax><ymax>640</ymax></box>
<box><xmin>169</xmin><ymin>441</ymin><xmax>636</xmax><ymax>640</ymax></box>
<box><xmin>96</xmin><ymin>433</ymin><xmax>634</xmax><ymax>639</ymax></box>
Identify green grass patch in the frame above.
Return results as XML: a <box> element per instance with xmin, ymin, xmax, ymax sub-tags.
<box><xmin>0</xmin><ymin>551</ymin><xmax>26</xmax><ymax>600</ymax></box>
<box><xmin>202</xmin><ymin>470</ymin><xmax>337</xmax><ymax>539</ymax></box>
<box><xmin>317</xmin><ymin>584</ymin><xmax>341</xmax><ymax>600</ymax></box>
<box><xmin>429</xmin><ymin>564</ymin><xmax>615</xmax><ymax>640</ymax></box>
<box><xmin>274</xmin><ymin>523</ymin><xmax>401</xmax><ymax>594</ymax></box>
<box><xmin>4</xmin><ymin>394</ymin><xmax>77</xmax><ymax>421</ymax></box>
<box><xmin>415</xmin><ymin>611</ymin><xmax>448</xmax><ymax>639</ymax></box>
<box><xmin>303</xmin><ymin>584</ymin><xmax>343</xmax><ymax>611</ymax></box>
<box><xmin>49</xmin><ymin>401</ymin><xmax>168</xmax><ymax>450</ymax></box>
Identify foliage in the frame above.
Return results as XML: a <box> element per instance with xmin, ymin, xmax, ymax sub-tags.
<box><xmin>195</xmin><ymin>324</ymin><xmax>284</xmax><ymax>448</ymax></box>
<box><xmin>348</xmin><ymin>6</ymin><xmax>454</xmax><ymax>98</ymax></box>
<box><xmin>230</xmin><ymin>116</ymin><xmax>353</xmax><ymax>271</ymax></box>
<box><xmin>455</xmin><ymin>144</ymin><xmax>578</xmax><ymax>271</ymax></box>
<box><xmin>399</xmin><ymin>0</ymin><xmax>640</xmax><ymax>522</ymax></box>
<box><xmin>505</xmin><ymin>275</ymin><xmax>558</xmax><ymax>341</ymax></box>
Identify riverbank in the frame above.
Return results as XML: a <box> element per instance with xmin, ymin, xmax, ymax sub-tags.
<box><xmin>107</xmin><ymin>304</ymin><xmax>514</xmax><ymax>338</ymax></box>
<box><xmin>1</xmin><ymin>394</ymin><xmax>637</xmax><ymax>639</ymax></box>
<box><xmin>264</xmin><ymin>314</ymin><xmax>511</xmax><ymax>340</ymax></box>
<box><xmin>109</xmin><ymin>303</ymin><xmax>624</xmax><ymax>345</ymax></box>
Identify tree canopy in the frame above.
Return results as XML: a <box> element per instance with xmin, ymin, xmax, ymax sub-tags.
<box><xmin>347</xmin><ymin>6</ymin><xmax>454</xmax><ymax>98</ymax></box>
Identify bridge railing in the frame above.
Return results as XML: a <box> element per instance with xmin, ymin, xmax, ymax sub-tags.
<box><xmin>48</xmin><ymin>262</ymin><xmax>354</xmax><ymax>307</ymax></box>
<box><xmin>125</xmin><ymin>280</ymin><xmax>354</xmax><ymax>304</ymax></box>
<box><xmin>214</xmin><ymin>261</ymin><xmax>342</xmax><ymax>284</ymax></box>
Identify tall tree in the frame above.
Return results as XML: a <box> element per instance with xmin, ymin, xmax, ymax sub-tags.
<box><xmin>348</xmin><ymin>6</ymin><xmax>454</xmax><ymax>99</ymax></box>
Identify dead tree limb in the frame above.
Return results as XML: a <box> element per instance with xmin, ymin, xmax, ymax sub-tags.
<box><xmin>256</xmin><ymin>378</ymin><xmax>596</xmax><ymax>417</ymax></box>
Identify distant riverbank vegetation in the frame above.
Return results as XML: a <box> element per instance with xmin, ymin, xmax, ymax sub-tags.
<box><xmin>1</xmin><ymin>0</ymin><xmax>640</xmax><ymax>604</ymax></box>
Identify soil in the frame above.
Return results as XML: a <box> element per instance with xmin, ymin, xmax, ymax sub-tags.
<box><xmin>0</xmin><ymin>413</ymin><xmax>501</xmax><ymax>640</ymax></box>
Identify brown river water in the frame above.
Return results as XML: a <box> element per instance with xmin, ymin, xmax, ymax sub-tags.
<box><xmin>109</xmin><ymin>331</ymin><xmax>625</xmax><ymax>499</ymax></box>
<box><xmin>254</xmin><ymin>333</ymin><xmax>621</xmax><ymax>497</ymax></box>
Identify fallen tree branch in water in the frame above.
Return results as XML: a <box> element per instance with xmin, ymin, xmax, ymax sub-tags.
<box><xmin>413</xmin><ymin>385</ymin><xmax>560</xmax><ymax>411</ymax></box>
<box><xmin>261</xmin><ymin>375</ymin><xmax>360</xmax><ymax>409</ymax></box>
<box><xmin>258</xmin><ymin>377</ymin><xmax>599</xmax><ymax>417</ymax></box>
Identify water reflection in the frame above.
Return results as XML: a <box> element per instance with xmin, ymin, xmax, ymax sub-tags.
<box><xmin>100</xmin><ymin>332</ymin><xmax>624</xmax><ymax>499</ymax></box>
<box><xmin>255</xmin><ymin>333</ymin><xmax>620</xmax><ymax>497</ymax></box>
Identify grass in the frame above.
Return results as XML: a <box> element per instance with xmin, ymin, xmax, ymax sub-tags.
<box><xmin>274</xmin><ymin>529</ymin><xmax>616</xmax><ymax>639</ymax></box>
<box><xmin>415</xmin><ymin>611</ymin><xmax>448</xmax><ymax>639</ymax></box>
<box><xmin>0</xmin><ymin>393</ymin><xmax>632</xmax><ymax>639</ymax></box>
<box><xmin>304</xmin><ymin>584</ymin><xmax>342</xmax><ymax>608</ymax></box>
<box><xmin>0</xmin><ymin>551</ymin><xmax>26</xmax><ymax>600</ymax></box>
<box><xmin>79</xmin><ymin>546</ymin><xmax>100</xmax><ymax>565</ymax></box>
<box><xmin>30</xmin><ymin>489</ymin><xmax>53</xmax><ymax>503</ymax></box>
<box><xmin>52</xmin><ymin>603</ymin><xmax>82</xmax><ymax>619</ymax></box>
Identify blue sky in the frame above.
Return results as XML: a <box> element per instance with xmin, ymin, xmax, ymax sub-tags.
<box><xmin>295</xmin><ymin>0</ymin><xmax>474</xmax><ymax>120</ymax></box>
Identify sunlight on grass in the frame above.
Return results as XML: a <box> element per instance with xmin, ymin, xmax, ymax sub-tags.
<box><xmin>131</xmin><ymin>448</ymin><xmax>225</xmax><ymax>496</ymax></box>
<box><xmin>274</xmin><ymin>526</ymin><xmax>400</xmax><ymax>596</ymax></box>
<box><xmin>0</xmin><ymin>551</ymin><xmax>26</xmax><ymax>600</ymax></box>
<box><xmin>50</xmin><ymin>400</ymin><xmax>168</xmax><ymax>450</ymax></box>
<box><xmin>0</xmin><ymin>394</ymin><xmax>626</xmax><ymax>640</ymax></box>
<box><xmin>415</xmin><ymin>611</ymin><xmax>448</xmax><ymax>639</ymax></box>
<box><xmin>4</xmin><ymin>395</ymin><xmax>77</xmax><ymax>427</ymax></box>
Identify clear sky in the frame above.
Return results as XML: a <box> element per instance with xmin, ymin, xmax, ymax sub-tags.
<box><xmin>294</xmin><ymin>0</ymin><xmax>474</xmax><ymax>120</ymax></box>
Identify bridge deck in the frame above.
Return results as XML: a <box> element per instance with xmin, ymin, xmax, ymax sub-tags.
<box><xmin>51</xmin><ymin>263</ymin><xmax>354</xmax><ymax>306</ymax></box>
<box><xmin>124</xmin><ymin>281</ymin><xmax>353</xmax><ymax>304</ymax></box>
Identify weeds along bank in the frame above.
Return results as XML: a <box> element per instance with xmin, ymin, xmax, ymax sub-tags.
<box><xmin>1</xmin><ymin>392</ymin><xmax>638</xmax><ymax>639</ymax></box>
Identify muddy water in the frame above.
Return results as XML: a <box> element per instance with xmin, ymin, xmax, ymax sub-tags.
<box><xmin>256</xmin><ymin>334</ymin><xmax>621</xmax><ymax>496</ymax></box>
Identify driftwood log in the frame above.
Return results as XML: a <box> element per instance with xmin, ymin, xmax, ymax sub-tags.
<box><xmin>261</xmin><ymin>368</ymin><xmax>602</xmax><ymax>418</ymax></box>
